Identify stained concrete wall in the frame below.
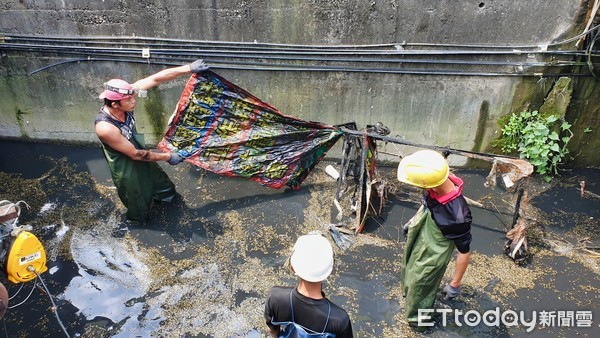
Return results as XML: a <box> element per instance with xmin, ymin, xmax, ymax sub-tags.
<box><xmin>0</xmin><ymin>0</ymin><xmax>598</xmax><ymax>166</ymax></box>
<box><xmin>0</xmin><ymin>0</ymin><xmax>583</xmax><ymax>45</ymax></box>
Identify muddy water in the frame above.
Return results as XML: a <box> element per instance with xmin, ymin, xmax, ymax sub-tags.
<box><xmin>0</xmin><ymin>140</ymin><xmax>598</xmax><ymax>337</ymax></box>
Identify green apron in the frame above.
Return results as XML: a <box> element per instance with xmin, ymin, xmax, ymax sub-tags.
<box><xmin>400</xmin><ymin>205</ymin><xmax>454</xmax><ymax>326</ymax></box>
<box><xmin>102</xmin><ymin>132</ymin><xmax>176</xmax><ymax>223</ymax></box>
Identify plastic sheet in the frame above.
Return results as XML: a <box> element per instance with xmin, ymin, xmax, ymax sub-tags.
<box><xmin>159</xmin><ymin>71</ymin><xmax>343</xmax><ymax>189</ymax></box>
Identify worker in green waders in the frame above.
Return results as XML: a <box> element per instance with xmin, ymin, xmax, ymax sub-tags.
<box><xmin>397</xmin><ymin>150</ymin><xmax>472</xmax><ymax>330</ymax></box>
<box><xmin>94</xmin><ymin>60</ymin><xmax>209</xmax><ymax>224</ymax></box>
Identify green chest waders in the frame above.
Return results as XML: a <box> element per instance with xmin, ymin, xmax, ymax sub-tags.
<box><xmin>102</xmin><ymin>133</ymin><xmax>176</xmax><ymax>223</ymax></box>
<box><xmin>400</xmin><ymin>206</ymin><xmax>454</xmax><ymax>326</ymax></box>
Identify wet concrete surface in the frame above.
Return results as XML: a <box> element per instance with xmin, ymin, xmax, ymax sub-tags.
<box><xmin>0</xmin><ymin>139</ymin><xmax>598</xmax><ymax>337</ymax></box>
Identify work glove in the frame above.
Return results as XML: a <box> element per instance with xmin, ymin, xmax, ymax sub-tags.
<box><xmin>168</xmin><ymin>153</ymin><xmax>184</xmax><ymax>165</ymax></box>
<box><xmin>190</xmin><ymin>59</ymin><xmax>209</xmax><ymax>73</ymax></box>
<box><xmin>442</xmin><ymin>283</ymin><xmax>461</xmax><ymax>299</ymax></box>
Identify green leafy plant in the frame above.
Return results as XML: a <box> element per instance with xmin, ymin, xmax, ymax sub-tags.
<box><xmin>494</xmin><ymin>110</ymin><xmax>572</xmax><ymax>182</ymax></box>
<box><xmin>493</xmin><ymin>110</ymin><xmax>537</xmax><ymax>153</ymax></box>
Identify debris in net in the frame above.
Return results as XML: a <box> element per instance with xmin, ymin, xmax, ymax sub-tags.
<box><xmin>504</xmin><ymin>188</ymin><xmax>529</xmax><ymax>264</ymax></box>
<box><xmin>307</xmin><ymin>212</ymin><xmax>355</xmax><ymax>250</ymax></box>
<box><xmin>329</xmin><ymin>225</ymin><xmax>354</xmax><ymax>250</ymax></box>
<box><xmin>485</xmin><ymin>157</ymin><xmax>534</xmax><ymax>189</ymax></box>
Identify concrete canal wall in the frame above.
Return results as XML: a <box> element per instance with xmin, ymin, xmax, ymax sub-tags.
<box><xmin>0</xmin><ymin>0</ymin><xmax>599</xmax><ymax>166</ymax></box>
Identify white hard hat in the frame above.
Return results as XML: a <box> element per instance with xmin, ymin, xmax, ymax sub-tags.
<box><xmin>290</xmin><ymin>233</ymin><xmax>334</xmax><ymax>282</ymax></box>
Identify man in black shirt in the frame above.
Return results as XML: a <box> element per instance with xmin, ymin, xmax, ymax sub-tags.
<box><xmin>265</xmin><ymin>233</ymin><xmax>353</xmax><ymax>337</ymax></box>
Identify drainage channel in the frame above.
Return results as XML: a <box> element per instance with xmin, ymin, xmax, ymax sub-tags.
<box><xmin>0</xmin><ymin>139</ymin><xmax>597</xmax><ymax>337</ymax></box>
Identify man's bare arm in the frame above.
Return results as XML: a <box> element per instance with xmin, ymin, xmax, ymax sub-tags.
<box><xmin>450</xmin><ymin>251</ymin><xmax>470</xmax><ymax>288</ymax></box>
<box><xmin>132</xmin><ymin>65</ymin><xmax>192</xmax><ymax>91</ymax></box>
<box><xmin>95</xmin><ymin>122</ymin><xmax>170</xmax><ymax>162</ymax></box>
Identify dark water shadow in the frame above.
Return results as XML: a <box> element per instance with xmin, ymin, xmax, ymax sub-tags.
<box><xmin>422</xmin><ymin>288</ymin><xmax>512</xmax><ymax>337</ymax></box>
<box><xmin>115</xmin><ymin>158</ymin><xmax>336</xmax><ymax>264</ymax></box>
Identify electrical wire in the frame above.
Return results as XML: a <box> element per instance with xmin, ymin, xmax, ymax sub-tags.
<box><xmin>30</xmin><ymin>268</ymin><xmax>70</xmax><ymax>338</ymax></box>
<box><xmin>24</xmin><ymin>56</ymin><xmax>591</xmax><ymax>78</ymax></box>
<box><xmin>7</xmin><ymin>283</ymin><xmax>24</xmax><ymax>301</ymax></box>
<box><xmin>0</xmin><ymin>40</ymin><xmax>591</xmax><ymax>56</ymax></box>
<box><xmin>6</xmin><ymin>42</ymin><xmax>585</xmax><ymax>66</ymax></box>
<box><xmin>586</xmin><ymin>28</ymin><xmax>600</xmax><ymax>80</ymax></box>
<box><xmin>3</xmin><ymin>23</ymin><xmax>598</xmax><ymax>50</ymax></box>
<box><xmin>7</xmin><ymin>278</ymin><xmax>37</xmax><ymax>309</ymax></box>
<box><xmin>0</xmin><ymin>39</ymin><xmax>592</xmax><ymax>62</ymax></box>
<box><xmin>2</xmin><ymin>25</ymin><xmax>598</xmax><ymax>77</ymax></box>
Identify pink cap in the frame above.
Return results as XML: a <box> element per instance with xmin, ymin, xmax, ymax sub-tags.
<box><xmin>99</xmin><ymin>79</ymin><xmax>135</xmax><ymax>100</ymax></box>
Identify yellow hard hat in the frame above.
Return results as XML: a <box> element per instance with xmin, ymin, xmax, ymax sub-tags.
<box><xmin>397</xmin><ymin>150</ymin><xmax>449</xmax><ymax>188</ymax></box>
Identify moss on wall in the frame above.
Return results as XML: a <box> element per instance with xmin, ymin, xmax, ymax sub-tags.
<box><xmin>466</xmin><ymin>100</ymin><xmax>492</xmax><ymax>168</ymax></box>
<box><xmin>142</xmin><ymin>88</ymin><xmax>168</xmax><ymax>141</ymax></box>
<box><xmin>489</xmin><ymin>76</ymin><xmax>564</xmax><ymax>155</ymax></box>
<box><xmin>15</xmin><ymin>108</ymin><xmax>30</xmax><ymax>139</ymax></box>
<box><xmin>565</xmin><ymin>77</ymin><xmax>600</xmax><ymax>167</ymax></box>
<box><xmin>539</xmin><ymin>77</ymin><xmax>572</xmax><ymax>118</ymax></box>
<box><xmin>510</xmin><ymin>77</ymin><xmax>552</xmax><ymax>114</ymax></box>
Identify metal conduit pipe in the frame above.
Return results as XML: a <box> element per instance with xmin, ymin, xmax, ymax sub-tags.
<box><xmin>11</xmin><ymin>55</ymin><xmax>589</xmax><ymax>77</ymax></box>
<box><xmin>8</xmin><ymin>48</ymin><xmax>582</xmax><ymax>74</ymax></box>
<box><xmin>3</xmin><ymin>40</ymin><xmax>592</xmax><ymax>78</ymax></box>
<box><xmin>0</xmin><ymin>43</ymin><xmax>585</xmax><ymax>68</ymax></box>
<box><xmin>25</xmin><ymin>57</ymin><xmax>589</xmax><ymax>77</ymax></box>
<box><xmin>0</xmin><ymin>37</ymin><xmax>560</xmax><ymax>52</ymax></box>
<box><xmin>2</xmin><ymin>23</ymin><xmax>598</xmax><ymax>50</ymax></box>
<box><xmin>11</xmin><ymin>51</ymin><xmax>581</xmax><ymax>68</ymax></box>
<box><xmin>0</xmin><ymin>42</ymin><xmax>592</xmax><ymax>72</ymax></box>
<box><xmin>5</xmin><ymin>51</ymin><xmax>592</xmax><ymax>77</ymax></box>
<box><xmin>0</xmin><ymin>41</ymin><xmax>590</xmax><ymax>56</ymax></box>
<box><xmin>2</xmin><ymin>29</ymin><xmax>595</xmax><ymax>77</ymax></box>
<box><xmin>3</xmin><ymin>36</ymin><xmax>404</xmax><ymax>52</ymax></box>
<box><xmin>2</xmin><ymin>27</ymin><xmax>599</xmax><ymax>56</ymax></box>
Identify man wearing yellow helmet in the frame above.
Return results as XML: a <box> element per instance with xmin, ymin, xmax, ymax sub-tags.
<box><xmin>95</xmin><ymin>60</ymin><xmax>209</xmax><ymax>225</ymax></box>
<box><xmin>397</xmin><ymin>149</ymin><xmax>472</xmax><ymax>328</ymax></box>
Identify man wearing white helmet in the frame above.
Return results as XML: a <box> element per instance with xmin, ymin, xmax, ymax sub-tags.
<box><xmin>265</xmin><ymin>233</ymin><xmax>353</xmax><ymax>337</ymax></box>
<box><xmin>397</xmin><ymin>149</ymin><xmax>472</xmax><ymax>328</ymax></box>
<box><xmin>95</xmin><ymin>60</ymin><xmax>208</xmax><ymax>225</ymax></box>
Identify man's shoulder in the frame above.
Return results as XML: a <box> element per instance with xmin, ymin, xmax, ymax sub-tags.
<box><xmin>268</xmin><ymin>286</ymin><xmax>293</xmax><ymax>300</ymax></box>
<box><xmin>95</xmin><ymin>119</ymin><xmax>120</xmax><ymax>139</ymax></box>
<box><xmin>326</xmin><ymin>298</ymin><xmax>353</xmax><ymax>336</ymax></box>
<box><xmin>328</xmin><ymin>299</ymin><xmax>351</xmax><ymax>320</ymax></box>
